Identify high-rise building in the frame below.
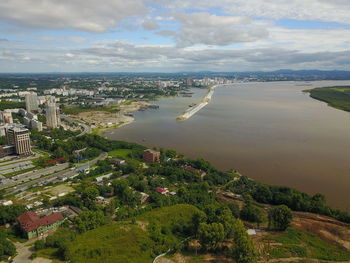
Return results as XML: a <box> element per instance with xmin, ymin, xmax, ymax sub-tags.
<box><xmin>25</xmin><ymin>92</ymin><xmax>39</xmax><ymax>112</ymax></box>
<box><xmin>6</xmin><ymin>127</ymin><xmax>32</xmax><ymax>156</ymax></box>
<box><xmin>46</xmin><ymin>102</ymin><xmax>59</xmax><ymax>129</ymax></box>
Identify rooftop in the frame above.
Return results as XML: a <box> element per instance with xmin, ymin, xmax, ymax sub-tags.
<box><xmin>18</xmin><ymin>211</ymin><xmax>64</xmax><ymax>233</ymax></box>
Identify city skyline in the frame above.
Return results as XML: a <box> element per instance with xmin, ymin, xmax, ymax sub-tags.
<box><xmin>1</xmin><ymin>0</ymin><xmax>350</xmax><ymax>72</ymax></box>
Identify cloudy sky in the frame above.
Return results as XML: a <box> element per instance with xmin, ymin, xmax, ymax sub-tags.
<box><xmin>1</xmin><ymin>0</ymin><xmax>350</xmax><ymax>72</ymax></box>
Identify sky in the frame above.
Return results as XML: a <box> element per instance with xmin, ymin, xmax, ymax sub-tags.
<box><xmin>0</xmin><ymin>0</ymin><xmax>350</xmax><ymax>72</ymax></box>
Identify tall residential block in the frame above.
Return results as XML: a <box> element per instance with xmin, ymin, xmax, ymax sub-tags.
<box><xmin>6</xmin><ymin>127</ymin><xmax>32</xmax><ymax>156</ymax></box>
<box><xmin>25</xmin><ymin>92</ymin><xmax>39</xmax><ymax>112</ymax></box>
<box><xmin>46</xmin><ymin>102</ymin><xmax>59</xmax><ymax>129</ymax></box>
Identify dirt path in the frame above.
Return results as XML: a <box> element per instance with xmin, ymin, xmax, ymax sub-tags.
<box><xmin>12</xmin><ymin>240</ymin><xmax>52</xmax><ymax>263</ymax></box>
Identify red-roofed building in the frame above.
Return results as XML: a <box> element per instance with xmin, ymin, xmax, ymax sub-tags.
<box><xmin>156</xmin><ymin>187</ymin><xmax>169</xmax><ymax>195</ymax></box>
<box><xmin>17</xmin><ymin>211</ymin><xmax>65</xmax><ymax>239</ymax></box>
<box><xmin>180</xmin><ymin>165</ymin><xmax>207</xmax><ymax>180</ymax></box>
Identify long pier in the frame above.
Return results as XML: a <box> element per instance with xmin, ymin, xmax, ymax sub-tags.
<box><xmin>177</xmin><ymin>85</ymin><xmax>217</xmax><ymax>121</ymax></box>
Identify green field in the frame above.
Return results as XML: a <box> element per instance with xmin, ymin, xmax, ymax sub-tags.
<box><xmin>138</xmin><ymin>204</ymin><xmax>200</xmax><ymax>227</ymax></box>
<box><xmin>64</xmin><ymin>204</ymin><xmax>200</xmax><ymax>263</ymax></box>
<box><xmin>108</xmin><ymin>149</ymin><xmax>132</xmax><ymax>159</ymax></box>
<box><xmin>266</xmin><ymin>228</ymin><xmax>350</xmax><ymax>261</ymax></box>
<box><xmin>306</xmin><ymin>86</ymin><xmax>350</xmax><ymax>112</ymax></box>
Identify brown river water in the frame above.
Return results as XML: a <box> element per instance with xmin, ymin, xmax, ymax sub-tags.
<box><xmin>103</xmin><ymin>81</ymin><xmax>350</xmax><ymax>211</ymax></box>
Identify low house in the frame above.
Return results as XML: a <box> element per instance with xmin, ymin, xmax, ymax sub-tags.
<box><xmin>77</xmin><ymin>165</ymin><xmax>90</xmax><ymax>174</ymax></box>
<box><xmin>17</xmin><ymin>211</ymin><xmax>65</xmax><ymax>239</ymax></box>
<box><xmin>0</xmin><ymin>200</ymin><xmax>13</xmax><ymax>206</ymax></box>
<box><xmin>111</xmin><ymin>158</ymin><xmax>126</xmax><ymax>165</ymax></box>
<box><xmin>180</xmin><ymin>165</ymin><xmax>207</xmax><ymax>180</ymax></box>
<box><xmin>156</xmin><ymin>187</ymin><xmax>169</xmax><ymax>195</ymax></box>
<box><xmin>95</xmin><ymin>173</ymin><xmax>113</xmax><ymax>182</ymax></box>
<box><xmin>140</xmin><ymin>192</ymin><xmax>150</xmax><ymax>204</ymax></box>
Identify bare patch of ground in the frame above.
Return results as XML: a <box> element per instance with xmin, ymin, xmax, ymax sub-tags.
<box><xmin>136</xmin><ymin>220</ymin><xmax>149</xmax><ymax>231</ymax></box>
<box><xmin>292</xmin><ymin>211</ymin><xmax>350</xmax><ymax>251</ymax></box>
<box><xmin>45</xmin><ymin>184</ymin><xmax>74</xmax><ymax>196</ymax></box>
<box><xmin>70</xmin><ymin>101</ymin><xmax>150</xmax><ymax>129</ymax></box>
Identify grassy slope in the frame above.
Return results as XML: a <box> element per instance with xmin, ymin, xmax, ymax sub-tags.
<box><xmin>266</xmin><ymin>227</ymin><xmax>350</xmax><ymax>261</ymax></box>
<box><xmin>138</xmin><ymin>204</ymin><xmax>199</xmax><ymax>225</ymax></box>
<box><xmin>307</xmin><ymin>86</ymin><xmax>350</xmax><ymax>112</ymax></box>
<box><xmin>65</xmin><ymin>204</ymin><xmax>200</xmax><ymax>263</ymax></box>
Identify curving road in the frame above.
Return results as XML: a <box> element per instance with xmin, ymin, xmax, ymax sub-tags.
<box><xmin>61</xmin><ymin>114</ymin><xmax>92</xmax><ymax>137</ymax></box>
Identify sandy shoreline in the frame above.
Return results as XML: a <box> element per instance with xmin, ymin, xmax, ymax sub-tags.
<box><xmin>67</xmin><ymin>101</ymin><xmax>151</xmax><ymax>135</ymax></box>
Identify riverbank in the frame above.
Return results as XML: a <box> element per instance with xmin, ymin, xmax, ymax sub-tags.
<box><xmin>176</xmin><ymin>85</ymin><xmax>218</xmax><ymax>121</ymax></box>
<box><xmin>305</xmin><ymin>86</ymin><xmax>350</xmax><ymax>112</ymax></box>
<box><xmin>103</xmin><ymin>80</ymin><xmax>350</xmax><ymax>211</ymax></box>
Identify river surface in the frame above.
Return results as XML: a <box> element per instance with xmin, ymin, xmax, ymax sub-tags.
<box><xmin>103</xmin><ymin>81</ymin><xmax>350</xmax><ymax>211</ymax></box>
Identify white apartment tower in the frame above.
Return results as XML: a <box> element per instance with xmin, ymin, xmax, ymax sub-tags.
<box><xmin>45</xmin><ymin>102</ymin><xmax>59</xmax><ymax>129</ymax></box>
<box><xmin>25</xmin><ymin>92</ymin><xmax>39</xmax><ymax>112</ymax></box>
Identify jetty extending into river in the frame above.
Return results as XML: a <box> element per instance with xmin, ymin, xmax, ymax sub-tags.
<box><xmin>177</xmin><ymin>85</ymin><xmax>218</xmax><ymax>121</ymax></box>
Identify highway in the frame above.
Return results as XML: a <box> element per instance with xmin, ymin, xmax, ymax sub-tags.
<box><xmin>4</xmin><ymin>152</ymin><xmax>108</xmax><ymax>194</ymax></box>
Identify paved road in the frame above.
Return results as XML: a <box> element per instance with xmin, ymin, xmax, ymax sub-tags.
<box><xmin>0</xmin><ymin>163</ymin><xmax>69</xmax><ymax>189</ymax></box>
<box><xmin>4</xmin><ymin>152</ymin><xmax>108</xmax><ymax>194</ymax></box>
<box><xmin>61</xmin><ymin>114</ymin><xmax>92</xmax><ymax>137</ymax></box>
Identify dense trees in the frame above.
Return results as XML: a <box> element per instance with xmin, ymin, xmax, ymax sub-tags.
<box><xmin>240</xmin><ymin>204</ymin><xmax>263</xmax><ymax>226</ymax></box>
<box><xmin>75</xmin><ymin>210</ymin><xmax>107</xmax><ymax>233</ymax></box>
<box><xmin>228</xmin><ymin>176</ymin><xmax>350</xmax><ymax>223</ymax></box>
<box><xmin>232</xmin><ymin>219</ymin><xmax>256</xmax><ymax>263</ymax></box>
<box><xmin>0</xmin><ymin>230</ymin><xmax>16</xmax><ymax>261</ymax></box>
<box><xmin>0</xmin><ymin>205</ymin><xmax>26</xmax><ymax>225</ymax></box>
<box><xmin>0</xmin><ymin>136</ymin><xmax>6</xmax><ymax>145</ymax></box>
<box><xmin>268</xmin><ymin>205</ymin><xmax>293</xmax><ymax>231</ymax></box>
<box><xmin>113</xmin><ymin>179</ymin><xmax>141</xmax><ymax>208</ymax></box>
<box><xmin>198</xmin><ymin>222</ymin><xmax>225</xmax><ymax>251</ymax></box>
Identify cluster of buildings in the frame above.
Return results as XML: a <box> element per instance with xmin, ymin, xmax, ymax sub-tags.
<box><xmin>193</xmin><ymin>77</ymin><xmax>233</xmax><ymax>86</ymax></box>
<box><xmin>18</xmin><ymin>108</ymin><xmax>43</xmax><ymax>131</ymax></box>
<box><xmin>25</xmin><ymin>92</ymin><xmax>60</xmax><ymax>129</ymax></box>
<box><xmin>0</xmin><ymin>92</ymin><xmax>61</xmax><ymax>136</ymax></box>
<box><xmin>43</xmin><ymin>87</ymin><xmax>95</xmax><ymax>97</ymax></box>
<box><xmin>0</xmin><ymin>92</ymin><xmax>61</xmax><ymax>159</ymax></box>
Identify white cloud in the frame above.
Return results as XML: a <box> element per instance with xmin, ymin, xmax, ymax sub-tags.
<box><xmin>154</xmin><ymin>0</ymin><xmax>350</xmax><ymax>24</ymax></box>
<box><xmin>169</xmin><ymin>12</ymin><xmax>268</xmax><ymax>46</ymax></box>
<box><xmin>142</xmin><ymin>20</ymin><xmax>160</xmax><ymax>30</ymax></box>
<box><xmin>0</xmin><ymin>0</ymin><xmax>146</xmax><ymax>32</ymax></box>
<box><xmin>64</xmin><ymin>53</ymin><xmax>75</xmax><ymax>58</ymax></box>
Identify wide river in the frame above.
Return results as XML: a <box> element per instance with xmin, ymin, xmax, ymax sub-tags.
<box><xmin>103</xmin><ymin>81</ymin><xmax>350</xmax><ymax>211</ymax></box>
